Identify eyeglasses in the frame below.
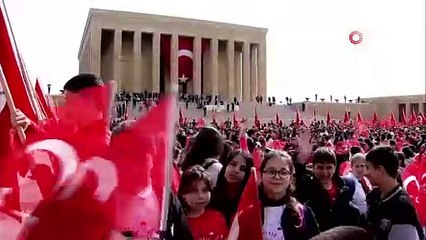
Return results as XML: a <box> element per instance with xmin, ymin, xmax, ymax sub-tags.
<box><xmin>263</xmin><ymin>169</ymin><xmax>291</xmax><ymax>179</ymax></box>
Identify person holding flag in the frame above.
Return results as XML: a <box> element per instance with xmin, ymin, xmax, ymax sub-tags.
<box><xmin>231</xmin><ymin>151</ymin><xmax>319</xmax><ymax>240</ymax></box>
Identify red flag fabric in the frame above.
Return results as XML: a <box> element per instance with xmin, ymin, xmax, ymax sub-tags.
<box><xmin>326</xmin><ymin>111</ymin><xmax>331</xmax><ymax>125</ymax></box>
<box><xmin>162</xmin><ymin>36</ymin><xmax>205</xmax><ymax>83</ymax></box>
<box><xmin>339</xmin><ymin>161</ymin><xmax>352</xmax><ymax>176</ymax></box>
<box><xmin>18</xmin><ymin>163</ymin><xmax>117</xmax><ymax>240</ymax></box>
<box><xmin>409</xmin><ymin>111</ymin><xmax>417</xmax><ymax>125</ymax></box>
<box><xmin>35</xmin><ymin>78</ymin><xmax>56</xmax><ymax>120</ymax></box>
<box><xmin>402</xmin><ymin>153</ymin><xmax>426</xmax><ymax>226</ymax></box>
<box><xmin>239</xmin><ymin>134</ymin><xmax>249</xmax><ymax>154</ymax></box>
<box><xmin>356</xmin><ymin>111</ymin><xmax>363</xmax><ymax>124</ymax></box>
<box><xmin>17</xmin><ymin>91</ymin><xmax>177</xmax><ymax>239</ymax></box>
<box><xmin>251</xmin><ymin>148</ymin><xmax>262</xmax><ymax>171</ymax></box>
<box><xmin>10</xmin><ymin>85</ymin><xmax>112</xmax><ymax>213</ymax></box>
<box><xmin>227</xmin><ymin>168</ymin><xmax>262</xmax><ymax>240</ymax></box>
<box><xmin>266</xmin><ymin>139</ymin><xmax>286</xmax><ymax>151</ymax></box>
<box><xmin>178</xmin><ymin>36</ymin><xmax>193</xmax><ymax>83</ymax></box>
<box><xmin>233</xmin><ymin>113</ymin><xmax>239</xmax><ymax>129</ymax></box>
<box><xmin>0</xmin><ymin>3</ymin><xmax>37</xmax><ymax>122</ymax></box>
<box><xmin>295</xmin><ymin>110</ymin><xmax>301</xmax><ymax>125</ymax></box>
<box><xmin>401</xmin><ymin>109</ymin><xmax>407</xmax><ymax>125</ymax></box>
<box><xmin>390</xmin><ymin>112</ymin><xmax>397</xmax><ymax>127</ymax></box>
<box><xmin>343</xmin><ymin>110</ymin><xmax>350</xmax><ymax>124</ymax></box>
<box><xmin>196</xmin><ymin>117</ymin><xmax>206</xmax><ymax>128</ymax></box>
<box><xmin>109</xmin><ymin>94</ymin><xmax>176</xmax><ymax>237</ymax></box>
<box><xmin>371</xmin><ymin>112</ymin><xmax>378</xmax><ymax>125</ymax></box>
<box><xmin>0</xmin><ymin>2</ymin><xmax>40</xmax><ymax>214</ymax></box>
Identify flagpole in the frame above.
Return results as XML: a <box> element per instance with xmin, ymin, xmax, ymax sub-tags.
<box><xmin>159</xmin><ymin>87</ymin><xmax>178</xmax><ymax>239</ymax></box>
<box><xmin>1</xmin><ymin>0</ymin><xmax>42</xmax><ymax>121</ymax></box>
<box><xmin>0</xmin><ymin>65</ymin><xmax>26</xmax><ymax>143</ymax></box>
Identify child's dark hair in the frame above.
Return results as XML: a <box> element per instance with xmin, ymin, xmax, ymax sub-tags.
<box><xmin>177</xmin><ymin>165</ymin><xmax>212</xmax><ymax>213</ymax></box>
<box><xmin>312</xmin><ymin>147</ymin><xmax>336</xmax><ymax>166</ymax></box>
<box><xmin>365</xmin><ymin>146</ymin><xmax>399</xmax><ymax>178</ymax></box>
<box><xmin>63</xmin><ymin>73</ymin><xmax>103</xmax><ymax>93</ymax></box>
<box><xmin>260</xmin><ymin>151</ymin><xmax>303</xmax><ymax>228</ymax></box>
<box><xmin>218</xmin><ymin>150</ymin><xmax>254</xmax><ymax>187</ymax></box>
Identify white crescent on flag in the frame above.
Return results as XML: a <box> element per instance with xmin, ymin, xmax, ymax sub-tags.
<box><xmin>83</xmin><ymin>156</ymin><xmax>118</xmax><ymax>202</ymax></box>
<box><xmin>25</xmin><ymin>139</ymin><xmax>118</xmax><ymax>202</ymax></box>
<box><xmin>26</xmin><ymin>139</ymin><xmax>80</xmax><ymax>186</ymax></box>
<box><xmin>177</xmin><ymin>49</ymin><xmax>193</xmax><ymax>59</ymax></box>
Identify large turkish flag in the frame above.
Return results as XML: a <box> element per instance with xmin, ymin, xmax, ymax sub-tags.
<box><xmin>178</xmin><ymin>36</ymin><xmax>193</xmax><ymax>83</ymax></box>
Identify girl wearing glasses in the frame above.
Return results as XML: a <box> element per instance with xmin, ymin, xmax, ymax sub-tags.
<box><xmin>259</xmin><ymin>151</ymin><xmax>319</xmax><ymax>240</ymax></box>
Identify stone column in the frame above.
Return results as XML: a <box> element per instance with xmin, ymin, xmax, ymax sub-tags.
<box><xmin>234</xmin><ymin>51</ymin><xmax>242</xmax><ymax>100</ymax></box>
<box><xmin>152</xmin><ymin>32</ymin><xmax>160</xmax><ymax>93</ymax></box>
<box><xmin>250</xmin><ymin>45</ymin><xmax>258</xmax><ymax>101</ymax></box>
<box><xmin>210</xmin><ymin>38</ymin><xmax>219</xmax><ymax>95</ymax></box>
<box><xmin>227</xmin><ymin>40</ymin><xmax>235</xmax><ymax>100</ymax></box>
<box><xmin>89</xmin><ymin>26</ymin><xmax>101</xmax><ymax>76</ymax></box>
<box><xmin>133</xmin><ymin>31</ymin><xmax>142</xmax><ymax>91</ymax></box>
<box><xmin>257</xmin><ymin>41</ymin><xmax>267</xmax><ymax>100</ymax></box>
<box><xmin>170</xmin><ymin>34</ymin><xmax>179</xmax><ymax>92</ymax></box>
<box><xmin>193</xmin><ymin>37</ymin><xmax>202</xmax><ymax>95</ymax></box>
<box><xmin>113</xmin><ymin>29</ymin><xmax>122</xmax><ymax>89</ymax></box>
<box><xmin>242</xmin><ymin>42</ymin><xmax>250</xmax><ymax>101</ymax></box>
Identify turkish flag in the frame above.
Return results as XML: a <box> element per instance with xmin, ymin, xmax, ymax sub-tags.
<box><xmin>0</xmin><ymin>2</ymin><xmax>40</xmax><ymax>213</ymax></box>
<box><xmin>178</xmin><ymin>36</ymin><xmax>193</xmax><ymax>82</ymax></box>
<box><xmin>371</xmin><ymin>112</ymin><xmax>378</xmax><ymax>125</ymax></box>
<box><xmin>295</xmin><ymin>110</ymin><xmax>301</xmax><ymax>125</ymax></box>
<box><xmin>343</xmin><ymin>110</ymin><xmax>350</xmax><ymax>124</ymax></box>
<box><xmin>17</xmin><ymin>90</ymin><xmax>177</xmax><ymax>239</ymax></box>
<box><xmin>356</xmin><ymin>111</ymin><xmax>363</xmax><ymax>124</ymax></box>
<box><xmin>227</xmin><ymin>168</ymin><xmax>262</xmax><ymax>240</ymax></box>
<box><xmin>402</xmin><ymin>153</ymin><xmax>426</xmax><ymax>226</ymax></box>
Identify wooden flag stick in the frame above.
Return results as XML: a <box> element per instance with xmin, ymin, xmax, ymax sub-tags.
<box><xmin>159</xmin><ymin>91</ymin><xmax>178</xmax><ymax>239</ymax></box>
<box><xmin>0</xmin><ymin>65</ymin><xmax>26</xmax><ymax>143</ymax></box>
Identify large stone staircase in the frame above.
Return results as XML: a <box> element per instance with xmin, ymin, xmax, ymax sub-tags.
<box><xmin>176</xmin><ymin>101</ymin><xmax>322</xmax><ymax>125</ymax></box>
<box><xmin>124</xmin><ymin>100</ymin><xmax>327</xmax><ymax>126</ymax></box>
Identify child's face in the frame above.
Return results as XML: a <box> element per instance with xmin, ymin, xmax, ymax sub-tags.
<box><xmin>225</xmin><ymin>154</ymin><xmax>247</xmax><ymax>183</ymax></box>
<box><xmin>365</xmin><ymin>162</ymin><xmax>383</xmax><ymax>186</ymax></box>
<box><xmin>351</xmin><ymin>158</ymin><xmax>367</xmax><ymax>179</ymax></box>
<box><xmin>183</xmin><ymin>180</ymin><xmax>211</xmax><ymax>212</ymax></box>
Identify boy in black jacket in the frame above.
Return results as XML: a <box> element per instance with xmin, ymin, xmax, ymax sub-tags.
<box><xmin>304</xmin><ymin>147</ymin><xmax>361</xmax><ymax>231</ymax></box>
<box><xmin>365</xmin><ymin>146</ymin><xmax>424</xmax><ymax>240</ymax></box>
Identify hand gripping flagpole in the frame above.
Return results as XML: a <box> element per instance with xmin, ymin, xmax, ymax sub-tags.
<box><xmin>0</xmin><ymin>65</ymin><xmax>26</xmax><ymax>143</ymax></box>
<box><xmin>158</xmin><ymin>84</ymin><xmax>178</xmax><ymax>240</ymax></box>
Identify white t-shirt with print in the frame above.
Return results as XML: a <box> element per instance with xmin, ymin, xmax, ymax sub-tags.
<box><xmin>262</xmin><ymin>206</ymin><xmax>285</xmax><ymax>240</ymax></box>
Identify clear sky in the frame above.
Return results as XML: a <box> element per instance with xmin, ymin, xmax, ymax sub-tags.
<box><xmin>3</xmin><ymin>0</ymin><xmax>425</xmax><ymax>102</ymax></box>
